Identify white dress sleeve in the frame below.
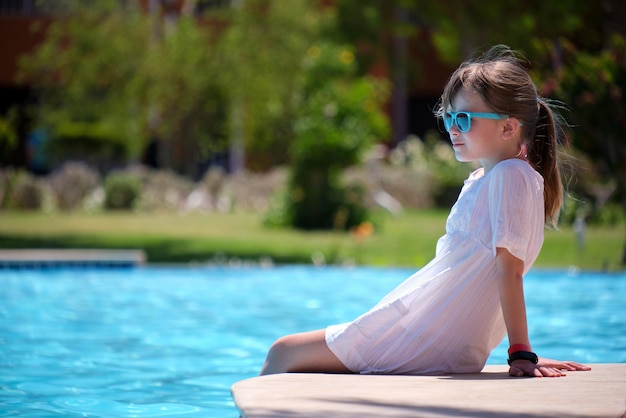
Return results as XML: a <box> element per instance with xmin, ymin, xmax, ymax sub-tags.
<box><xmin>488</xmin><ymin>161</ymin><xmax>541</xmax><ymax>262</ymax></box>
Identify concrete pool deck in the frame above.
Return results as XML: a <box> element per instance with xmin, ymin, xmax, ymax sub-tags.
<box><xmin>0</xmin><ymin>249</ymin><xmax>146</xmax><ymax>267</ymax></box>
<box><xmin>232</xmin><ymin>363</ymin><xmax>626</xmax><ymax>417</ymax></box>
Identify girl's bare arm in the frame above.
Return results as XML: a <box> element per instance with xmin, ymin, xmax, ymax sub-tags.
<box><xmin>495</xmin><ymin>247</ymin><xmax>591</xmax><ymax>377</ymax></box>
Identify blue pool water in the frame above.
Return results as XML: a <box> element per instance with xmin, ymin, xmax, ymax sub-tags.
<box><xmin>1</xmin><ymin>266</ymin><xmax>625</xmax><ymax>417</ymax></box>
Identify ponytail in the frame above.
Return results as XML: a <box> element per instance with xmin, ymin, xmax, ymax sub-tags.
<box><xmin>527</xmin><ymin>99</ymin><xmax>564</xmax><ymax>228</ymax></box>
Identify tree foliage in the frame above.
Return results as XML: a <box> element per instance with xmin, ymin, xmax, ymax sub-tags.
<box><xmin>19</xmin><ymin>0</ymin><xmax>226</xmax><ymax>176</ymax></box>
<box><xmin>333</xmin><ymin>0</ymin><xmax>598</xmax><ymax>64</ymax></box>
<box><xmin>551</xmin><ymin>35</ymin><xmax>626</xmax><ymax>191</ymax></box>
<box><xmin>546</xmin><ymin>36</ymin><xmax>626</xmax><ymax>252</ymax></box>
<box><xmin>287</xmin><ymin>42</ymin><xmax>389</xmax><ymax>230</ymax></box>
<box><xmin>215</xmin><ymin>0</ymin><xmax>319</xmax><ymax>169</ymax></box>
<box><xmin>20</xmin><ymin>2</ymin><xmax>148</xmax><ymax>162</ymax></box>
<box><xmin>20</xmin><ymin>0</ymin><xmax>392</xmax><ymax>230</ymax></box>
<box><xmin>19</xmin><ymin>0</ymin><xmax>624</xmax><ymax>243</ymax></box>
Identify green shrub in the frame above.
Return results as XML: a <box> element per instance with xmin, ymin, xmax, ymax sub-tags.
<box><xmin>135</xmin><ymin>168</ymin><xmax>193</xmax><ymax>212</ymax></box>
<box><xmin>285</xmin><ymin>42</ymin><xmax>389</xmax><ymax>230</ymax></box>
<box><xmin>263</xmin><ymin>185</ymin><xmax>291</xmax><ymax>227</ymax></box>
<box><xmin>0</xmin><ymin>112</ymin><xmax>17</xmax><ymax>166</ymax></box>
<box><xmin>0</xmin><ymin>169</ymin><xmax>10</xmax><ymax>208</ymax></box>
<box><xmin>48</xmin><ymin>161</ymin><xmax>101</xmax><ymax>211</ymax></box>
<box><xmin>223</xmin><ymin>168</ymin><xmax>285</xmax><ymax>213</ymax></box>
<box><xmin>562</xmin><ymin>191</ymin><xmax>625</xmax><ymax>227</ymax></box>
<box><xmin>596</xmin><ymin>203</ymin><xmax>625</xmax><ymax>226</ymax></box>
<box><xmin>389</xmin><ymin>133</ymin><xmax>476</xmax><ymax>208</ymax></box>
<box><xmin>557</xmin><ymin>146</ymin><xmax>624</xmax><ymax>227</ymax></box>
<box><xmin>0</xmin><ymin>169</ymin><xmax>44</xmax><ymax>210</ymax></box>
<box><xmin>46</xmin><ymin>119</ymin><xmax>129</xmax><ymax>167</ymax></box>
<box><xmin>104</xmin><ymin>171</ymin><xmax>141</xmax><ymax>210</ymax></box>
<box><xmin>343</xmin><ymin>163</ymin><xmax>434</xmax><ymax>210</ymax></box>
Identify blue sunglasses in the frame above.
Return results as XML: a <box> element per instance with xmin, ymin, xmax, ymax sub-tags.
<box><xmin>443</xmin><ymin>111</ymin><xmax>508</xmax><ymax>133</ymax></box>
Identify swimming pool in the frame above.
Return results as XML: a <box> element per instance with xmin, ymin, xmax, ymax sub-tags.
<box><xmin>1</xmin><ymin>266</ymin><xmax>624</xmax><ymax>417</ymax></box>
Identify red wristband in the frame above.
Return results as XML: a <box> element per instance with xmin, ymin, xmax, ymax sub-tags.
<box><xmin>508</xmin><ymin>344</ymin><xmax>531</xmax><ymax>355</ymax></box>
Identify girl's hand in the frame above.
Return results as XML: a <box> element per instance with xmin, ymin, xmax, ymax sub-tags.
<box><xmin>508</xmin><ymin>357</ymin><xmax>592</xmax><ymax>377</ymax></box>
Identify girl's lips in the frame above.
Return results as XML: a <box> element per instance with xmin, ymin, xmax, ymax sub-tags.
<box><xmin>452</xmin><ymin>142</ymin><xmax>464</xmax><ymax>148</ymax></box>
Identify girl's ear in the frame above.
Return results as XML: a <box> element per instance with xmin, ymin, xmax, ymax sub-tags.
<box><xmin>501</xmin><ymin>118</ymin><xmax>521</xmax><ymax>140</ymax></box>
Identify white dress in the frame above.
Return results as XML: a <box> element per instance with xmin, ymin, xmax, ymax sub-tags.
<box><xmin>326</xmin><ymin>159</ymin><xmax>545</xmax><ymax>375</ymax></box>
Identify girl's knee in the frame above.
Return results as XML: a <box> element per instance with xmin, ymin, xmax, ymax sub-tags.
<box><xmin>266</xmin><ymin>336</ymin><xmax>292</xmax><ymax>361</ymax></box>
<box><xmin>262</xmin><ymin>331</ymin><xmax>325</xmax><ymax>375</ymax></box>
<box><xmin>261</xmin><ymin>338</ymin><xmax>292</xmax><ymax>375</ymax></box>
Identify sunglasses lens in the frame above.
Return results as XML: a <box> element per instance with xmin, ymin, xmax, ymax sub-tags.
<box><xmin>443</xmin><ymin>114</ymin><xmax>453</xmax><ymax>131</ymax></box>
<box><xmin>457</xmin><ymin>113</ymin><xmax>470</xmax><ymax>132</ymax></box>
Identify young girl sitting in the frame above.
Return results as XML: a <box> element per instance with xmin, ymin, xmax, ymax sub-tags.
<box><xmin>260</xmin><ymin>45</ymin><xmax>592</xmax><ymax>378</ymax></box>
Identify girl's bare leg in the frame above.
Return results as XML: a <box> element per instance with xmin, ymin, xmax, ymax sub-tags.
<box><xmin>260</xmin><ymin>329</ymin><xmax>352</xmax><ymax>375</ymax></box>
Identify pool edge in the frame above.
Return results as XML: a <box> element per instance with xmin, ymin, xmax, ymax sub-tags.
<box><xmin>231</xmin><ymin>363</ymin><xmax>626</xmax><ymax>418</ymax></box>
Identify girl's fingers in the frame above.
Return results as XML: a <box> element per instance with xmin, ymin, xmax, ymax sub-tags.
<box><xmin>570</xmin><ymin>362</ymin><xmax>592</xmax><ymax>371</ymax></box>
<box><xmin>541</xmin><ymin>367</ymin><xmax>566</xmax><ymax>377</ymax></box>
<box><xmin>509</xmin><ymin>361</ymin><xmax>590</xmax><ymax>378</ymax></box>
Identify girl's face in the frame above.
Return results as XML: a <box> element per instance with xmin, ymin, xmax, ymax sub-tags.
<box><xmin>447</xmin><ymin>89</ymin><xmax>511</xmax><ymax>172</ymax></box>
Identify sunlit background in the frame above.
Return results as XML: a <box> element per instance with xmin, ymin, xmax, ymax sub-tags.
<box><xmin>0</xmin><ymin>1</ymin><xmax>624</xmax><ymax>269</ymax></box>
<box><xmin>1</xmin><ymin>2</ymin><xmax>625</xmax><ymax>417</ymax></box>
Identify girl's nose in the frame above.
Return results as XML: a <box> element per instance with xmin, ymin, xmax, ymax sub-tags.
<box><xmin>449</xmin><ymin>125</ymin><xmax>460</xmax><ymax>139</ymax></box>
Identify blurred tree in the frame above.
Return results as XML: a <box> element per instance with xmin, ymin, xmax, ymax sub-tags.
<box><xmin>215</xmin><ymin>0</ymin><xmax>318</xmax><ymax>171</ymax></box>
<box><xmin>20</xmin><ymin>0</ymin><xmax>329</xmax><ymax>175</ymax></box>
<box><xmin>218</xmin><ymin>1</ymin><xmax>389</xmax><ymax>229</ymax></box>
<box><xmin>141</xmin><ymin>6</ymin><xmax>228</xmax><ymax>176</ymax></box>
<box><xmin>420</xmin><ymin>0</ymin><xmax>597</xmax><ymax>63</ymax></box>
<box><xmin>331</xmin><ymin>0</ymin><xmax>600</xmax><ymax>149</ymax></box>
<box><xmin>19</xmin><ymin>0</ymin><xmax>226</xmax><ymax>177</ymax></box>
<box><xmin>19</xmin><ymin>1</ymin><xmax>148</xmax><ymax>169</ymax></box>
<box><xmin>333</xmin><ymin>0</ymin><xmax>626</xmax><ymax>262</ymax></box>
<box><xmin>287</xmin><ymin>42</ymin><xmax>389</xmax><ymax>230</ymax></box>
<box><xmin>333</xmin><ymin>0</ymin><xmax>598</xmax><ymax>66</ymax></box>
<box><xmin>548</xmin><ymin>35</ymin><xmax>626</xmax><ymax>263</ymax></box>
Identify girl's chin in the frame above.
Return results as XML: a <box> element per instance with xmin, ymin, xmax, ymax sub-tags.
<box><xmin>453</xmin><ymin>153</ymin><xmax>471</xmax><ymax>163</ymax></box>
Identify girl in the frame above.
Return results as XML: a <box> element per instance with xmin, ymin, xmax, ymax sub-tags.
<box><xmin>261</xmin><ymin>46</ymin><xmax>591</xmax><ymax>378</ymax></box>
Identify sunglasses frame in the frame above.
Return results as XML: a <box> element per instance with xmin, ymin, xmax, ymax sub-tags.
<box><xmin>443</xmin><ymin>111</ymin><xmax>508</xmax><ymax>133</ymax></box>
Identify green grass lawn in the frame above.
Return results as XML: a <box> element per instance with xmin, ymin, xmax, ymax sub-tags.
<box><xmin>0</xmin><ymin>210</ymin><xmax>623</xmax><ymax>271</ymax></box>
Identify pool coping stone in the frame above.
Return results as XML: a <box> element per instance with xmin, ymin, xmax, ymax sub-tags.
<box><xmin>0</xmin><ymin>249</ymin><xmax>146</xmax><ymax>267</ymax></box>
<box><xmin>231</xmin><ymin>363</ymin><xmax>626</xmax><ymax>417</ymax></box>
